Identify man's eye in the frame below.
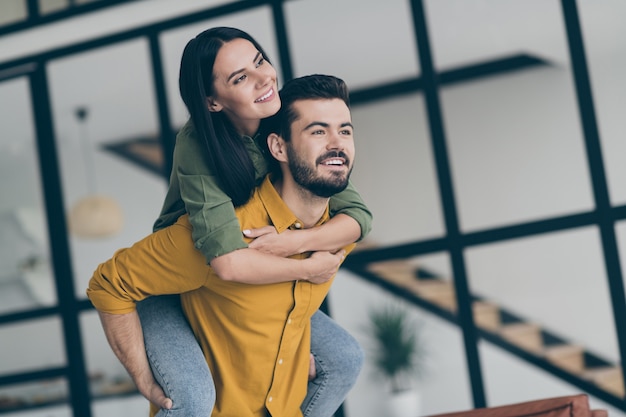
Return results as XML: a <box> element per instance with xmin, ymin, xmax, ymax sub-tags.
<box><xmin>312</xmin><ymin>130</ymin><xmax>325</xmax><ymax>135</ymax></box>
<box><xmin>340</xmin><ymin>129</ymin><xmax>353</xmax><ymax>135</ymax></box>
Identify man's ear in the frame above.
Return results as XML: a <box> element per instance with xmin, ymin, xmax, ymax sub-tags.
<box><xmin>267</xmin><ymin>133</ymin><xmax>288</xmax><ymax>162</ymax></box>
<box><xmin>206</xmin><ymin>96</ymin><xmax>223</xmax><ymax>113</ymax></box>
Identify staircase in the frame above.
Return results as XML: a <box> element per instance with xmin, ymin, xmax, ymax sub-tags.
<box><xmin>350</xmin><ymin>258</ymin><xmax>624</xmax><ymax>401</ymax></box>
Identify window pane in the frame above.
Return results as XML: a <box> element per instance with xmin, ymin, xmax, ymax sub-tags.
<box><xmin>330</xmin><ymin>263</ymin><xmax>473</xmax><ymax>416</ymax></box>
<box><xmin>0</xmin><ymin>317</ymin><xmax>66</xmax><ymax>375</ymax></box>
<box><xmin>47</xmin><ymin>39</ymin><xmax>167</xmax><ymax>300</ymax></box>
<box><xmin>0</xmin><ymin>76</ymin><xmax>57</xmax><ymax>314</ymax></box>
<box><xmin>578</xmin><ymin>0</ymin><xmax>626</xmax><ymax>205</ymax></box>
<box><xmin>39</xmin><ymin>0</ymin><xmax>69</xmax><ymax>15</ymax></box>
<box><xmin>467</xmin><ymin>227</ymin><xmax>620</xmax><ymax>399</ymax></box>
<box><xmin>429</xmin><ymin>0</ymin><xmax>593</xmax><ymax>231</ymax></box>
<box><xmin>0</xmin><ymin>380</ymin><xmax>70</xmax><ymax>416</ymax></box>
<box><xmin>0</xmin><ymin>0</ymin><xmax>27</xmax><ymax>26</ymax></box>
<box><xmin>285</xmin><ymin>0</ymin><xmax>419</xmax><ymax>89</ymax></box>
<box><xmin>351</xmin><ymin>93</ymin><xmax>444</xmax><ymax>245</ymax></box>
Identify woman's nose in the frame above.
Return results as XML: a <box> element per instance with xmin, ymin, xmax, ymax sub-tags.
<box><xmin>256</xmin><ymin>65</ymin><xmax>275</xmax><ymax>86</ymax></box>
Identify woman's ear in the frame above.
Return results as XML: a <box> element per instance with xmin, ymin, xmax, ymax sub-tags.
<box><xmin>206</xmin><ymin>96</ymin><xmax>223</xmax><ymax>113</ymax></box>
<box><xmin>267</xmin><ymin>133</ymin><xmax>288</xmax><ymax>163</ymax></box>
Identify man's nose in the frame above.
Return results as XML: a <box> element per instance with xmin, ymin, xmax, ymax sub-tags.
<box><xmin>326</xmin><ymin>132</ymin><xmax>344</xmax><ymax>150</ymax></box>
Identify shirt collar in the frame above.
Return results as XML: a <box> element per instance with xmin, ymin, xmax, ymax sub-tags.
<box><xmin>257</xmin><ymin>175</ymin><xmax>330</xmax><ymax>233</ymax></box>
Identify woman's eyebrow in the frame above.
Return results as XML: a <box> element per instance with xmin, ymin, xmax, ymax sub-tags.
<box><xmin>227</xmin><ymin>51</ymin><xmax>262</xmax><ymax>82</ymax></box>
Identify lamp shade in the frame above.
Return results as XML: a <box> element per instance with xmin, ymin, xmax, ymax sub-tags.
<box><xmin>68</xmin><ymin>195</ymin><xmax>123</xmax><ymax>238</ymax></box>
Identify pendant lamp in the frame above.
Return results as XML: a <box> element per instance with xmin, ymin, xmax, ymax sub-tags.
<box><xmin>68</xmin><ymin>106</ymin><xmax>123</xmax><ymax>238</ymax></box>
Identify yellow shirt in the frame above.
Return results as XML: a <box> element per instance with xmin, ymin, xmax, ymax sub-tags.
<box><xmin>87</xmin><ymin>175</ymin><xmax>354</xmax><ymax>417</ymax></box>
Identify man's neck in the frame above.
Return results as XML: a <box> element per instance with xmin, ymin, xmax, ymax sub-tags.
<box><xmin>271</xmin><ymin>176</ymin><xmax>329</xmax><ymax>229</ymax></box>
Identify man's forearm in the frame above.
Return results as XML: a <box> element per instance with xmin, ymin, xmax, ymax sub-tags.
<box><xmin>98</xmin><ymin>311</ymin><xmax>155</xmax><ymax>390</ymax></box>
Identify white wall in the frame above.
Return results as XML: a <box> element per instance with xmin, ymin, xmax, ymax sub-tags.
<box><xmin>1</xmin><ymin>0</ymin><xmax>625</xmax><ymax>416</ymax></box>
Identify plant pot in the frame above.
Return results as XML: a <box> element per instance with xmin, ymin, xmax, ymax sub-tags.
<box><xmin>388</xmin><ymin>388</ymin><xmax>421</xmax><ymax>417</ymax></box>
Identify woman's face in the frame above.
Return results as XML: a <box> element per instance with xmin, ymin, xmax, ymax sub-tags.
<box><xmin>209</xmin><ymin>38</ymin><xmax>280</xmax><ymax>137</ymax></box>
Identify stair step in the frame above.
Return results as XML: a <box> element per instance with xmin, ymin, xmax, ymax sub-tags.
<box><xmin>367</xmin><ymin>260</ymin><xmax>418</xmax><ymax>287</ymax></box>
<box><xmin>499</xmin><ymin>323</ymin><xmax>543</xmax><ymax>353</ymax></box>
<box><xmin>406</xmin><ymin>279</ymin><xmax>457</xmax><ymax>311</ymax></box>
<box><xmin>472</xmin><ymin>301</ymin><xmax>501</xmax><ymax>331</ymax></box>
<box><xmin>543</xmin><ymin>344</ymin><xmax>585</xmax><ymax>373</ymax></box>
<box><xmin>583</xmin><ymin>367</ymin><xmax>625</xmax><ymax>397</ymax></box>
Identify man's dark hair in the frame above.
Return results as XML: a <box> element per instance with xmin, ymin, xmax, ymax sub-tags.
<box><xmin>263</xmin><ymin>74</ymin><xmax>350</xmax><ymax>143</ymax></box>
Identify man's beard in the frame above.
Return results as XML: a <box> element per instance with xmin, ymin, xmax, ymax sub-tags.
<box><xmin>287</xmin><ymin>148</ymin><xmax>351</xmax><ymax>198</ymax></box>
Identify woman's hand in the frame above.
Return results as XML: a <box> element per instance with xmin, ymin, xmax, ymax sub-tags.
<box><xmin>245</xmin><ymin>226</ymin><xmax>303</xmax><ymax>257</ymax></box>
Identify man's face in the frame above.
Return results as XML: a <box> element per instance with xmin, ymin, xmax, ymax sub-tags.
<box><xmin>285</xmin><ymin>98</ymin><xmax>355</xmax><ymax>198</ymax></box>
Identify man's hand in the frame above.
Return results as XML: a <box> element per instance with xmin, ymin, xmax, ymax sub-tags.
<box><xmin>304</xmin><ymin>250</ymin><xmax>345</xmax><ymax>284</ymax></box>
<box><xmin>136</xmin><ymin>370</ymin><xmax>173</xmax><ymax>410</ymax></box>
<box><xmin>309</xmin><ymin>353</ymin><xmax>317</xmax><ymax>381</ymax></box>
<box><xmin>97</xmin><ymin>311</ymin><xmax>172</xmax><ymax>410</ymax></box>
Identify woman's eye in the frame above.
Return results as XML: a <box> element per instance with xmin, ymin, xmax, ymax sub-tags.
<box><xmin>256</xmin><ymin>57</ymin><xmax>265</xmax><ymax>68</ymax></box>
<box><xmin>234</xmin><ymin>74</ymin><xmax>247</xmax><ymax>84</ymax></box>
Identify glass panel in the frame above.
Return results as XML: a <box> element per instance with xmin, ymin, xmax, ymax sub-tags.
<box><xmin>466</xmin><ymin>227</ymin><xmax>620</xmax><ymax>398</ymax></box>
<box><xmin>39</xmin><ymin>0</ymin><xmax>69</xmax><ymax>15</ymax></box>
<box><xmin>0</xmin><ymin>317</ymin><xmax>66</xmax><ymax>375</ymax></box>
<box><xmin>617</xmin><ymin>220</ymin><xmax>626</xmax><ymax>320</ymax></box>
<box><xmin>0</xmin><ymin>0</ymin><xmax>27</xmax><ymax>26</ymax></box>
<box><xmin>0</xmin><ymin>380</ymin><xmax>70</xmax><ymax>416</ymax></box>
<box><xmin>46</xmin><ymin>39</ymin><xmax>168</xmax><ymax>300</ymax></box>
<box><xmin>429</xmin><ymin>0</ymin><xmax>593</xmax><ymax>231</ymax></box>
<box><xmin>350</xmin><ymin>93</ymin><xmax>444</xmax><ymax>245</ymax></box>
<box><xmin>481</xmin><ymin>341</ymin><xmax>577</xmax><ymax>404</ymax></box>
<box><xmin>159</xmin><ymin>6</ymin><xmax>277</xmax><ymax>129</ymax></box>
<box><xmin>578</xmin><ymin>1</ymin><xmax>626</xmax><ymax>206</ymax></box>
<box><xmin>331</xmin><ymin>261</ymin><xmax>472</xmax><ymax>416</ymax></box>
<box><xmin>0</xmin><ymin>76</ymin><xmax>57</xmax><ymax>314</ymax></box>
<box><xmin>92</xmin><ymin>396</ymin><xmax>148</xmax><ymax>417</ymax></box>
<box><xmin>481</xmin><ymin>341</ymin><xmax>625</xmax><ymax>415</ymax></box>
<box><xmin>285</xmin><ymin>0</ymin><xmax>419</xmax><ymax>89</ymax></box>
<box><xmin>426</xmin><ymin>0</ymin><xmax>570</xmax><ymax>71</ymax></box>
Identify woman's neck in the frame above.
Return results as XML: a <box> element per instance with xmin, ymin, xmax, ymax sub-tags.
<box><xmin>235</xmin><ymin>120</ymin><xmax>261</xmax><ymax>138</ymax></box>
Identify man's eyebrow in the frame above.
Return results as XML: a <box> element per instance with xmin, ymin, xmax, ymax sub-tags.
<box><xmin>227</xmin><ymin>51</ymin><xmax>262</xmax><ymax>82</ymax></box>
<box><xmin>303</xmin><ymin>121</ymin><xmax>329</xmax><ymax>130</ymax></box>
<box><xmin>303</xmin><ymin>121</ymin><xmax>354</xmax><ymax>130</ymax></box>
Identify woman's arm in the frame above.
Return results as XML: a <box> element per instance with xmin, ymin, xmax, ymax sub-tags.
<box><xmin>246</xmin><ymin>213</ymin><xmax>360</xmax><ymax>257</ymax></box>
<box><xmin>246</xmin><ymin>180</ymin><xmax>372</xmax><ymax>257</ymax></box>
<box><xmin>210</xmin><ymin>247</ymin><xmax>346</xmax><ymax>284</ymax></box>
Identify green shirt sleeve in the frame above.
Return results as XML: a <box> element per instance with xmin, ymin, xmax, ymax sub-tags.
<box><xmin>155</xmin><ymin>122</ymin><xmax>248</xmax><ymax>263</ymax></box>
<box><xmin>328</xmin><ymin>180</ymin><xmax>373</xmax><ymax>240</ymax></box>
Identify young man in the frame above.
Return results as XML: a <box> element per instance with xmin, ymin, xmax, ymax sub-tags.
<box><xmin>87</xmin><ymin>74</ymin><xmax>359</xmax><ymax>417</ymax></box>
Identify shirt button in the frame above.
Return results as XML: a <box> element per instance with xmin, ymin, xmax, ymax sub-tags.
<box><xmin>294</xmin><ymin>222</ymin><xmax>302</xmax><ymax>229</ymax></box>
<box><xmin>287</xmin><ymin>319</ymin><xmax>292</xmax><ymax>324</ymax></box>
<box><xmin>278</xmin><ymin>359</ymin><xmax>283</xmax><ymax>365</ymax></box>
<box><xmin>268</xmin><ymin>396</ymin><xmax>273</xmax><ymax>403</ymax></box>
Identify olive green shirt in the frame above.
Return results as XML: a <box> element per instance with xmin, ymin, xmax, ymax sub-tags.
<box><xmin>154</xmin><ymin>120</ymin><xmax>372</xmax><ymax>263</ymax></box>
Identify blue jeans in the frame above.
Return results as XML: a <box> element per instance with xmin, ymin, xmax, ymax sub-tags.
<box><xmin>137</xmin><ymin>295</ymin><xmax>363</xmax><ymax>417</ymax></box>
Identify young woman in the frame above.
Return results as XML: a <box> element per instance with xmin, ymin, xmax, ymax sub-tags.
<box><xmin>137</xmin><ymin>27</ymin><xmax>372</xmax><ymax>417</ymax></box>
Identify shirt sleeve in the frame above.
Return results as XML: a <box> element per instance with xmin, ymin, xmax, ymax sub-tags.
<box><xmin>173</xmin><ymin>126</ymin><xmax>248</xmax><ymax>262</ymax></box>
<box><xmin>328</xmin><ymin>180</ymin><xmax>373</xmax><ymax>240</ymax></box>
<box><xmin>86</xmin><ymin>216</ymin><xmax>210</xmax><ymax>314</ymax></box>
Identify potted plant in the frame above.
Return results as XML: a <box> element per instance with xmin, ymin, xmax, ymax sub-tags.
<box><xmin>364</xmin><ymin>303</ymin><xmax>426</xmax><ymax>417</ymax></box>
